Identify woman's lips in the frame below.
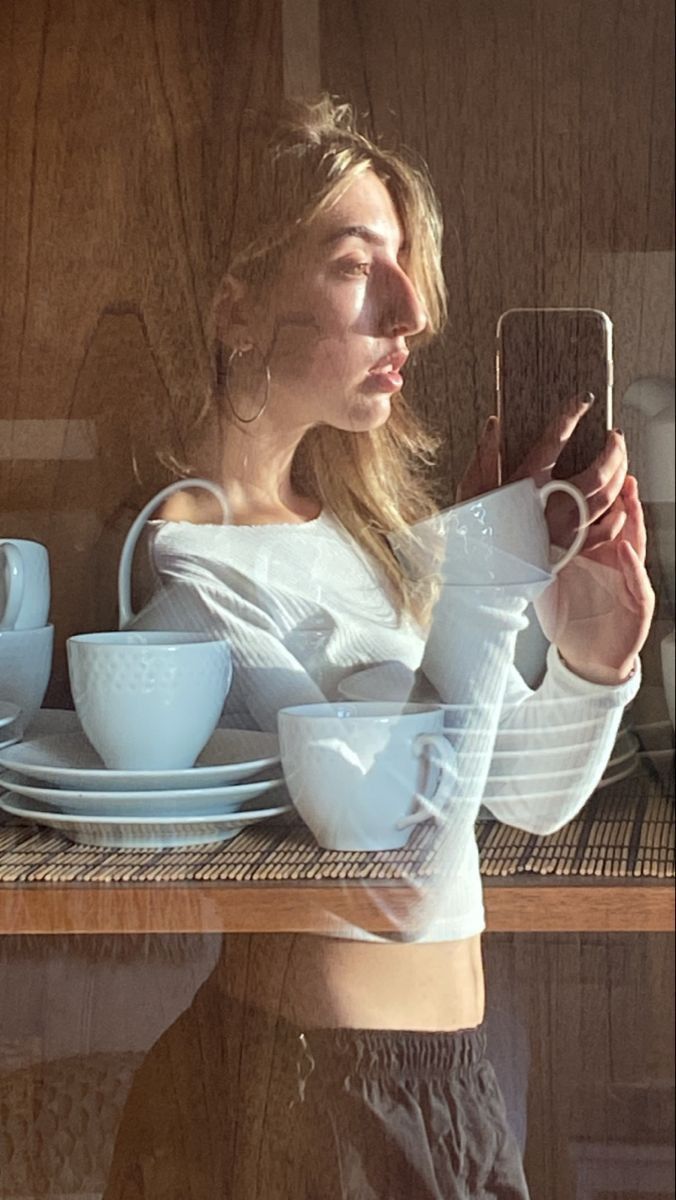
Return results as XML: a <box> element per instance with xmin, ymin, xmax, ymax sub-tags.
<box><xmin>365</xmin><ymin>368</ymin><xmax>404</xmax><ymax>392</ymax></box>
<box><xmin>364</xmin><ymin>349</ymin><xmax>408</xmax><ymax>392</ymax></box>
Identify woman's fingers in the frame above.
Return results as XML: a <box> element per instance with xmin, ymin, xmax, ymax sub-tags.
<box><xmin>456</xmin><ymin>415</ymin><xmax>500</xmax><ymax>501</ymax></box>
<box><xmin>617</xmin><ymin>539</ymin><xmax>656</xmax><ymax>615</ymax></box>
<box><xmin>619</xmin><ymin>475</ymin><xmax>648</xmax><ymax>563</ymax></box>
<box><xmin>545</xmin><ymin>430</ymin><xmax>627</xmax><ymax>545</ymax></box>
<box><xmin>578</xmin><ymin>474</ymin><xmax>648</xmax><ymax>557</ymax></box>
<box><xmin>569</xmin><ymin>429</ymin><xmax>627</xmax><ymax>500</ymax></box>
<box><xmin>582</xmin><ymin>502</ymin><xmax>628</xmax><ymax>551</ymax></box>
<box><xmin>581</xmin><ymin>447</ymin><xmax>628</xmax><ymax>523</ymax></box>
<box><xmin>509</xmin><ymin>393</ymin><xmax>594</xmax><ymax>483</ymax></box>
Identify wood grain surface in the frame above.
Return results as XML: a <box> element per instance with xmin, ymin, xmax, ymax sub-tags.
<box><xmin>319</xmin><ymin>0</ymin><xmax>675</xmax><ymax>717</ymax></box>
<box><xmin>1</xmin><ymin>0</ymin><xmax>283</xmax><ymax>702</ymax></box>
<box><xmin>320</xmin><ymin>0</ymin><xmax>674</xmax><ymax>498</ymax></box>
<box><xmin>1</xmin><ymin>1</ymin><xmax>674</xmax><ymax>1195</ymax></box>
<box><xmin>486</xmin><ymin>932</ymin><xmax>675</xmax><ymax>1198</ymax></box>
<box><xmin>0</xmin><ymin>878</ymin><xmax>673</xmax><ymax>935</ymax></box>
<box><xmin>2</xmin><ymin>0</ymin><xmax>673</xmax><ymax>696</ymax></box>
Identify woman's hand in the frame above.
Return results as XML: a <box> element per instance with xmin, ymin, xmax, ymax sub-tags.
<box><xmin>458</xmin><ymin>396</ymin><xmax>626</xmax><ymax>544</ymax></box>
<box><xmin>535</xmin><ymin>474</ymin><xmax>655</xmax><ymax>684</ymax></box>
<box><xmin>457</xmin><ymin>397</ymin><xmax>655</xmax><ymax>684</ymax></box>
<box><xmin>508</xmin><ymin>394</ymin><xmax>629</xmax><ymax>551</ymax></box>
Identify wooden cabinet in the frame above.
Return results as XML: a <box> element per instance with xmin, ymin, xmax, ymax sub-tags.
<box><xmin>1</xmin><ymin>1</ymin><xmax>672</xmax><ymax>1196</ymax></box>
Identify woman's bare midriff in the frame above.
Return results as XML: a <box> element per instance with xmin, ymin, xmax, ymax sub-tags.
<box><xmin>275</xmin><ymin>933</ymin><xmax>485</xmax><ymax>1032</ymax></box>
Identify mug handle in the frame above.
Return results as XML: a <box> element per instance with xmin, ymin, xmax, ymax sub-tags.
<box><xmin>395</xmin><ymin>732</ymin><xmax>457</xmax><ymax>830</ymax></box>
<box><xmin>117</xmin><ymin>478</ymin><xmax>230</xmax><ymax>629</ymax></box>
<box><xmin>537</xmin><ymin>480</ymin><xmax>589</xmax><ymax>574</ymax></box>
<box><xmin>0</xmin><ymin>543</ymin><xmax>24</xmax><ymax>631</ymax></box>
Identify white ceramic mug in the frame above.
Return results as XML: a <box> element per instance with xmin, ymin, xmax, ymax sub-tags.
<box><xmin>67</xmin><ymin>631</ymin><xmax>233</xmax><ymax>770</ymax></box>
<box><xmin>118</xmin><ymin>478</ymin><xmax>229</xmax><ymax>629</ymax></box>
<box><xmin>0</xmin><ymin>539</ymin><xmax>50</xmax><ymax>630</ymax></box>
<box><xmin>277</xmin><ymin>701</ymin><xmax>456</xmax><ymax>851</ymax></box>
<box><xmin>0</xmin><ymin>625</ymin><xmax>54</xmax><ymax>735</ymax></box>
<box><xmin>444</xmin><ymin>478</ymin><xmax>589</xmax><ymax>581</ymax></box>
<box><xmin>393</xmin><ymin>478</ymin><xmax>589</xmax><ymax>588</ymax></box>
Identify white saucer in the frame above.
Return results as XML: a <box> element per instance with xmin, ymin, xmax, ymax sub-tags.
<box><xmin>0</xmin><ymin>791</ymin><xmax>292</xmax><ymax>848</ymax></box>
<box><xmin>0</xmin><ymin>770</ymin><xmax>285</xmax><ymax>817</ymax></box>
<box><xmin>0</xmin><ymin>728</ymin><xmax>280</xmax><ymax>792</ymax></box>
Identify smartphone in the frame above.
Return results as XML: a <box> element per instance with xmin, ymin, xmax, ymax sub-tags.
<box><xmin>496</xmin><ymin>308</ymin><xmax>613</xmax><ymax>480</ymax></box>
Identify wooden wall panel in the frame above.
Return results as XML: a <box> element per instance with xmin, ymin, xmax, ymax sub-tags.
<box><xmin>318</xmin><ymin>3</ymin><xmax>675</xmax><ymax>1193</ymax></box>
<box><xmin>320</xmin><ymin>0</ymin><xmax>674</xmax><ymax>496</ymax></box>
<box><xmin>1</xmin><ymin>0</ymin><xmax>283</xmax><ymax>699</ymax></box>
<box><xmin>484</xmin><ymin>933</ymin><xmax>675</xmax><ymax>1199</ymax></box>
<box><xmin>0</xmin><ymin>3</ymin><xmax>673</xmax><ymax>1198</ymax></box>
<box><xmin>319</xmin><ymin>0</ymin><xmax>675</xmax><ymax>722</ymax></box>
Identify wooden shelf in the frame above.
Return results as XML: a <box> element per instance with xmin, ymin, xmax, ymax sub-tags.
<box><xmin>1</xmin><ymin>875</ymin><xmax>672</xmax><ymax>936</ymax></box>
<box><xmin>1</xmin><ymin>767</ymin><xmax>672</xmax><ymax>936</ymax></box>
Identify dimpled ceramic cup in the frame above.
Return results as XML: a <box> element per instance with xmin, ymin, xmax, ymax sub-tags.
<box><xmin>278</xmin><ymin>701</ymin><xmax>456</xmax><ymax>851</ymax></box>
<box><xmin>67</xmin><ymin>631</ymin><xmax>232</xmax><ymax>771</ymax></box>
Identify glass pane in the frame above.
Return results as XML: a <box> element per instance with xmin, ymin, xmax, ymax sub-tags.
<box><xmin>1</xmin><ymin>1</ymin><xmax>672</xmax><ymax>1197</ymax></box>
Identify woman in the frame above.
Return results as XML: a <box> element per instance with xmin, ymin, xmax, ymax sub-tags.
<box><xmin>104</xmin><ymin>97</ymin><xmax>653</xmax><ymax>1199</ymax></box>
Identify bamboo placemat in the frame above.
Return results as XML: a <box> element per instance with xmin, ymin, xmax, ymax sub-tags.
<box><xmin>477</xmin><ymin>773</ymin><xmax>674</xmax><ymax>879</ymax></box>
<box><xmin>0</xmin><ymin>770</ymin><xmax>672</xmax><ymax>886</ymax></box>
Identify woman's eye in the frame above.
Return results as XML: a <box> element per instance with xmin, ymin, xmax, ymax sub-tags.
<box><xmin>337</xmin><ymin>260</ymin><xmax>371</xmax><ymax>277</ymax></box>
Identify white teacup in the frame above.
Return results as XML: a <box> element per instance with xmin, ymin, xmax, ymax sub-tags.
<box><xmin>447</xmin><ymin>478</ymin><xmax>588</xmax><ymax>577</ymax></box>
<box><xmin>0</xmin><ymin>624</ymin><xmax>54</xmax><ymax>735</ymax></box>
<box><xmin>394</xmin><ymin>478</ymin><xmax>589</xmax><ymax>587</ymax></box>
<box><xmin>0</xmin><ymin>539</ymin><xmax>50</xmax><ymax>630</ymax></box>
<box><xmin>277</xmin><ymin>701</ymin><xmax>456</xmax><ymax>851</ymax></box>
<box><xmin>67</xmin><ymin>631</ymin><xmax>233</xmax><ymax>770</ymax></box>
<box><xmin>444</xmin><ymin>480</ymin><xmax>588</xmax><ymax>588</ymax></box>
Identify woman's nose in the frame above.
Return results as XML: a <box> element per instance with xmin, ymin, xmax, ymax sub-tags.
<box><xmin>378</xmin><ymin>263</ymin><xmax>428</xmax><ymax>339</ymax></box>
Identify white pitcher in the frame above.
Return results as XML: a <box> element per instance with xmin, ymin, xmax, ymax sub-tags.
<box><xmin>117</xmin><ymin>478</ymin><xmax>230</xmax><ymax>628</ymax></box>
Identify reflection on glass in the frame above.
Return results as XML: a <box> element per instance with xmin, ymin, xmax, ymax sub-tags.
<box><xmin>1</xmin><ymin>5</ymin><xmax>673</xmax><ymax>1195</ymax></box>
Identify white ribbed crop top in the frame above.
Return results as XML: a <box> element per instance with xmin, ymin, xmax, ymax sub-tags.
<box><xmin>132</xmin><ymin>509</ymin><xmax>639</xmax><ymax>942</ymax></box>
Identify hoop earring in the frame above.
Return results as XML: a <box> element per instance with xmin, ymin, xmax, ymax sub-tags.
<box><xmin>224</xmin><ymin>345</ymin><xmax>270</xmax><ymax>423</ymax></box>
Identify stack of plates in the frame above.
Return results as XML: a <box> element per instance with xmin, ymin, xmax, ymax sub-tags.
<box><xmin>0</xmin><ymin>715</ymin><xmax>291</xmax><ymax>847</ymax></box>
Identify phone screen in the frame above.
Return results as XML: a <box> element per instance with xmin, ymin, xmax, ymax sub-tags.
<box><xmin>496</xmin><ymin>308</ymin><xmax>613</xmax><ymax>480</ymax></box>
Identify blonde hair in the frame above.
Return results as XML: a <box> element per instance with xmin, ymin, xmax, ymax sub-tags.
<box><xmin>214</xmin><ymin>96</ymin><xmax>448</xmax><ymax>624</ymax></box>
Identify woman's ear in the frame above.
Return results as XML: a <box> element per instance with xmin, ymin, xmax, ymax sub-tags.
<box><xmin>213</xmin><ymin>274</ymin><xmax>254</xmax><ymax>351</ymax></box>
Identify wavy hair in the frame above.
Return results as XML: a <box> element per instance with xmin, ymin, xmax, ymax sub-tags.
<box><xmin>201</xmin><ymin>96</ymin><xmax>447</xmax><ymax>623</ymax></box>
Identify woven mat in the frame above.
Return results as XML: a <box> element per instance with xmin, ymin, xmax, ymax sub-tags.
<box><xmin>0</xmin><ymin>770</ymin><xmax>672</xmax><ymax>886</ymax></box>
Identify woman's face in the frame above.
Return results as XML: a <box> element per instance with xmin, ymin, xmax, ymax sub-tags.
<box><xmin>249</xmin><ymin>170</ymin><xmax>428</xmax><ymax>434</ymax></box>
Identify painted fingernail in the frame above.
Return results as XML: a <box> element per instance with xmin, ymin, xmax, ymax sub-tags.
<box><xmin>584</xmin><ymin>391</ymin><xmax>596</xmax><ymax>404</ymax></box>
